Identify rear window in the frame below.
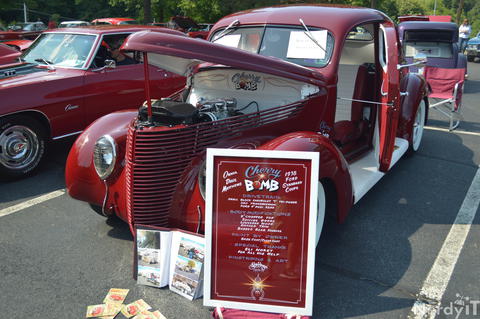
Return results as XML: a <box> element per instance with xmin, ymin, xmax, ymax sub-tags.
<box><xmin>211</xmin><ymin>26</ymin><xmax>334</xmax><ymax>68</ymax></box>
<box><xmin>405</xmin><ymin>30</ymin><xmax>454</xmax><ymax>42</ymax></box>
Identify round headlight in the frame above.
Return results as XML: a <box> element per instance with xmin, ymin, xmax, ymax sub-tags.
<box><xmin>198</xmin><ymin>161</ymin><xmax>206</xmax><ymax>199</ymax></box>
<box><xmin>93</xmin><ymin>135</ymin><xmax>117</xmax><ymax>180</ymax></box>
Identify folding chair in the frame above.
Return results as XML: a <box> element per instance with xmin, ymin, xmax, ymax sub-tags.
<box><xmin>424</xmin><ymin>66</ymin><xmax>465</xmax><ymax>131</ymax></box>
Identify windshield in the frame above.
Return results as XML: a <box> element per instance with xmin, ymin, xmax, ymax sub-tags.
<box><xmin>22</xmin><ymin>33</ymin><xmax>96</xmax><ymax>68</ymax></box>
<box><xmin>211</xmin><ymin>26</ymin><xmax>334</xmax><ymax>68</ymax></box>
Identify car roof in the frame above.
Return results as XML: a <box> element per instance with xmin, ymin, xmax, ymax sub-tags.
<box><xmin>212</xmin><ymin>4</ymin><xmax>388</xmax><ymax>39</ymax></box>
<box><xmin>398</xmin><ymin>21</ymin><xmax>458</xmax><ymax>32</ymax></box>
<box><xmin>42</xmin><ymin>25</ymin><xmax>180</xmax><ymax>35</ymax></box>
<box><xmin>59</xmin><ymin>21</ymin><xmax>90</xmax><ymax>24</ymax></box>
<box><xmin>398</xmin><ymin>21</ymin><xmax>458</xmax><ymax>42</ymax></box>
<box><xmin>92</xmin><ymin>18</ymin><xmax>136</xmax><ymax>23</ymax></box>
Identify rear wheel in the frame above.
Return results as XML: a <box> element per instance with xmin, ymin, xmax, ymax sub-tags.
<box><xmin>0</xmin><ymin>116</ymin><xmax>47</xmax><ymax>179</ymax></box>
<box><xmin>467</xmin><ymin>55</ymin><xmax>474</xmax><ymax>62</ymax></box>
<box><xmin>409</xmin><ymin>98</ymin><xmax>426</xmax><ymax>152</ymax></box>
<box><xmin>316</xmin><ymin>182</ymin><xmax>326</xmax><ymax>246</ymax></box>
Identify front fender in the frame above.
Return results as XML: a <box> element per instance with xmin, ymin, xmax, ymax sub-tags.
<box><xmin>65</xmin><ymin>109</ymin><xmax>137</xmax><ymax>220</ymax></box>
<box><xmin>258</xmin><ymin>131</ymin><xmax>353</xmax><ymax>223</ymax></box>
<box><xmin>397</xmin><ymin>73</ymin><xmax>428</xmax><ymax>142</ymax></box>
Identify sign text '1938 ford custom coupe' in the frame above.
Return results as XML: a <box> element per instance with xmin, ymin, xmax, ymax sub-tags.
<box><xmin>65</xmin><ymin>5</ymin><xmax>428</xmax><ymax>242</ymax></box>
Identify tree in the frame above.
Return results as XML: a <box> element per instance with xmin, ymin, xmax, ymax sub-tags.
<box><xmin>144</xmin><ymin>0</ymin><xmax>152</xmax><ymax>23</ymax></box>
<box><xmin>397</xmin><ymin>0</ymin><xmax>427</xmax><ymax>16</ymax></box>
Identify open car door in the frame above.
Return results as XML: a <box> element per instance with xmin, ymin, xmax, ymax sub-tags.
<box><xmin>378</xmin><ymin>22</ymin><xmax>401</xmax><ymax>172</ymax></box>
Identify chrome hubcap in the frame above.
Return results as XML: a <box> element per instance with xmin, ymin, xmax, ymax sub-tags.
<box><xmin>0</xmin><ymin>125</ymin><xmax>40</xmax><ymax>169</ymax></box>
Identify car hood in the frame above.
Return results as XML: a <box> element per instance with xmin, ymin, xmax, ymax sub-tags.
<box><xmin>468</xmin><ymin>37</ymin><xmax>480</xmax><ymax>45</ymax></box>
<box><xmin>0</xmin><ymin>63</ymin><xmax>70</xmax><ymax>87</ymax></box>
<box><xmin>122</xmin><ymin>31</ymin><xmax>325</xmax><ymax>87</ymax></box>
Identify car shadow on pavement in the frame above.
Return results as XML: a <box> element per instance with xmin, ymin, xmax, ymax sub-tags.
<box><xmin>311</xmin><ymin>129</ymin><xmax>477</xmax><ymax>318</ymax></box>
<box><xmin>106</xmin><ymin>215</ymin><xmax>134</xmax><ymax>241</ymax></box>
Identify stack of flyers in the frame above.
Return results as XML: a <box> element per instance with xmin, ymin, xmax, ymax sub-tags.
<box><xmin>86</xmin><ymin>303</ymin><xmax>122</xmax><ymax>318</ymax></box>
<box><xmin>132</xmin><ymin>310</ymin><xmax>167</xmax><ymax>319</ymax></box>
<box><xmin>121</xmin><ymin>299</ymin><xmax>151</xmax><ymax>318</ymax></box>
<box><xmin>85</xmin><ymin>289</ymin><xmax>167</xmax><ymax>319</ymax></box>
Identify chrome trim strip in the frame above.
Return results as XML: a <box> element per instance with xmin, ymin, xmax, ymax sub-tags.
<box><xmin>52</xmin><ymin>131</ymin><xmax>83</xmax><ymax>140</ymax></box>
<box><xmin>196</xmin><ymin>205</ymin><xmax>202</xmax><ymax>234</ymax></box>
<box><xmin>101</xmin><ymin>180</ymin><xmax>109</xmax><ymax>217</ymax></box>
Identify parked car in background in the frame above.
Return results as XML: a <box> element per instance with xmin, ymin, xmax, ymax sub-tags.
<box><xmin>0</xmin><ymin>21</ymin><xmax>47</xmax><ymax>41</ymax></box>
<box><xmin>398</xmin><ymin>21</ymin><xmax>467</xmax><ymax>71</ymax></box>
<box><xmin>91</xmin><ymin>18</ymin><xmax>138</xmax><ymax>25</ymax></box>
<box><xmin>167</xmin><ymin>15</ymin><xmax>198</xmax><ymax>32</ymax></box>
<box><xmin>149</xmin><ymin>22</ymin><xmax>167</xmax><ymax>27</ymax></box>
<box><xmin>187</xmin><ymin>23</ymin><xmax>213</xmax><ymax>39</ymax></box>
<box><xmin>0</xmin><ymin>25</ymin><xmax>185</xmax><ymax>178</ymax></box>
<box><xmin>65</xmin><ymin>5</ymin><xmax>427</xmax><ymax>242</ymax></box>
<box><xmin>398</xmin><ymin>15</ymin><xmax>451</xmax><ymax>23</ymax></box>
<box><xmin>466</xmin><ymin>32</ymin><xmax>480</xmax><ymax>62</ymax></box>
<box><xmin>3</xmin><ymin>39</ymin><xmax>32</xmax><ymax>51</ymax></box>
<box><xmin>58</xmin><ymin>21</ymin><xmax>91</xmax><ymax>28</ymax></box>
<box><xmin>0</xmin><ymin>43</ymin><xmax>21</xmax><ymax>64</ymax></box>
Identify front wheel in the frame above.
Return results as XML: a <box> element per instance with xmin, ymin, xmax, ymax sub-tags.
<box><xmin>0</xmin><ymin>116</ymin><xmax>47</xmax><ymax>179</ymax></box>
<box><xmin>409</xmin><ymin>98</ymin><xmax>427</xmax><ymax>152</ymax></box>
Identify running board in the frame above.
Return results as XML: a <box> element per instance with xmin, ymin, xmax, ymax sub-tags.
<box><xmin>350</xmin><ymin>138</ymin><xmax>409</xmax><ymax>204</ymax></box>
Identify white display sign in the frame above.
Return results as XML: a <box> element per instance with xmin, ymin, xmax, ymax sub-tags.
<box><xmin>286</xmin><ymin>30</ymin><xmax>327</xmax><ymax>59</ymax></box>
<box><xmin>214</xmin><ymin>34</ymin><xmax>241</xmax><ymax>48</ymax></box>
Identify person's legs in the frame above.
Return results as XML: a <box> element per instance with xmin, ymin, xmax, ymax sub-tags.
<box><xmin>459</xmin><ymin>38</ymin><xmax>467</xmax><ymax>53</ymax></box>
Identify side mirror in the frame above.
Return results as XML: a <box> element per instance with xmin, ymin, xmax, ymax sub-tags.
<box><xmin>91</xmin><ymin>59</ymin><xmax>117</xmax><ymax>72</ymax></box>
<box><xmin>104</xmin><ymin>59</ymin><xmax>116</xmax><ymax>69</ymax></box>
<box><xmin>397</xmin><ymin>52</ymin><xmax>427</xmax><ymax>70</ymax></box>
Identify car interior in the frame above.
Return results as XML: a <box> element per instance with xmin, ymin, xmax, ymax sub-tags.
<box><xmin>335</xmin><ymin>23</ymin><xmax>378</xmax><ymax>162</ymax></box>
<box><xmin>91</xmin><ymin>34</ymin><xmax>138</xmax><ymax>68</ymax></box>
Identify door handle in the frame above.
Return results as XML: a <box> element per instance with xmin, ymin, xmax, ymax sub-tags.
<box><xmin>380</xmin><ymin>80</ymin><xmax>387</xmax><ymax>97</ymax></box>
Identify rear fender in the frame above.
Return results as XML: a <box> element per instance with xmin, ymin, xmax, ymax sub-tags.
<box><xmin>258</xmin><ymin>131</ymin><xmax>353</xmax><ymax>223</ymax></box>
<box><xmin>397</xmin><ymin>73</ymin><xmax>428</xmax><ymax>142</ymax></box>
<box><xmin>65</xmin><ymin>109</ymin><xmax>137</xmax><ymax>221</ymax></box>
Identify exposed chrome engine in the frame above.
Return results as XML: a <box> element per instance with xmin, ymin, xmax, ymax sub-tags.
<box><xmin>138</xmin><ymin>97</ymin><xmax>258</xmax><ymax>127</ymax></box>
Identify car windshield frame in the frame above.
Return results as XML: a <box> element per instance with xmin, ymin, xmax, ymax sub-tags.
<box><xmin>22</xmin><ymin>32</ymin><xmax>98</xmax><ymax>69</ymax></box>
<box><xmin>210</xmin><ymin>25</ymin><xmax>334</xmax><ymax>69</ymax></box>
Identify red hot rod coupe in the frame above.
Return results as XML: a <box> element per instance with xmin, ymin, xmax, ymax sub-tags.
<box><xmin>0</xmin><ymin>25</ymin><xmax>185</xmax><ymax>178</ymax></box>
<box><xmin>65</xmin><ymin>5</ymin><xmax>428</xmax><ymax>242</ymax></box>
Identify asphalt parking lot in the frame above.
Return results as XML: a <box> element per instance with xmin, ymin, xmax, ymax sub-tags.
<box><xmin>0</xmin><ymin>62</ymin><xmax>479</xmax><ymax>319</ymax></box>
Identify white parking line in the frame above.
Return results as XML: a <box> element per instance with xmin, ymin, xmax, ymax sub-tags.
<box><xmin>0</xmin><ymin>189</ymin><xmax>65</xmax><ymax>218</ymax></box>
<box><xmin>425</xmin><ymin>126</ymin><xmax>480</xmax><ymax>137</ymax></box>
<box><xmin>409</xmin><ymin>167</ymin><xmax>480</xmax><ymax>318</ymax></box>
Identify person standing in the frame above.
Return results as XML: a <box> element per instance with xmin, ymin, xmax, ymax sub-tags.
<box><xmin>458</xmin><ymin>19</ymin><xmax>471</xmax><ymax>53</ymax></box>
